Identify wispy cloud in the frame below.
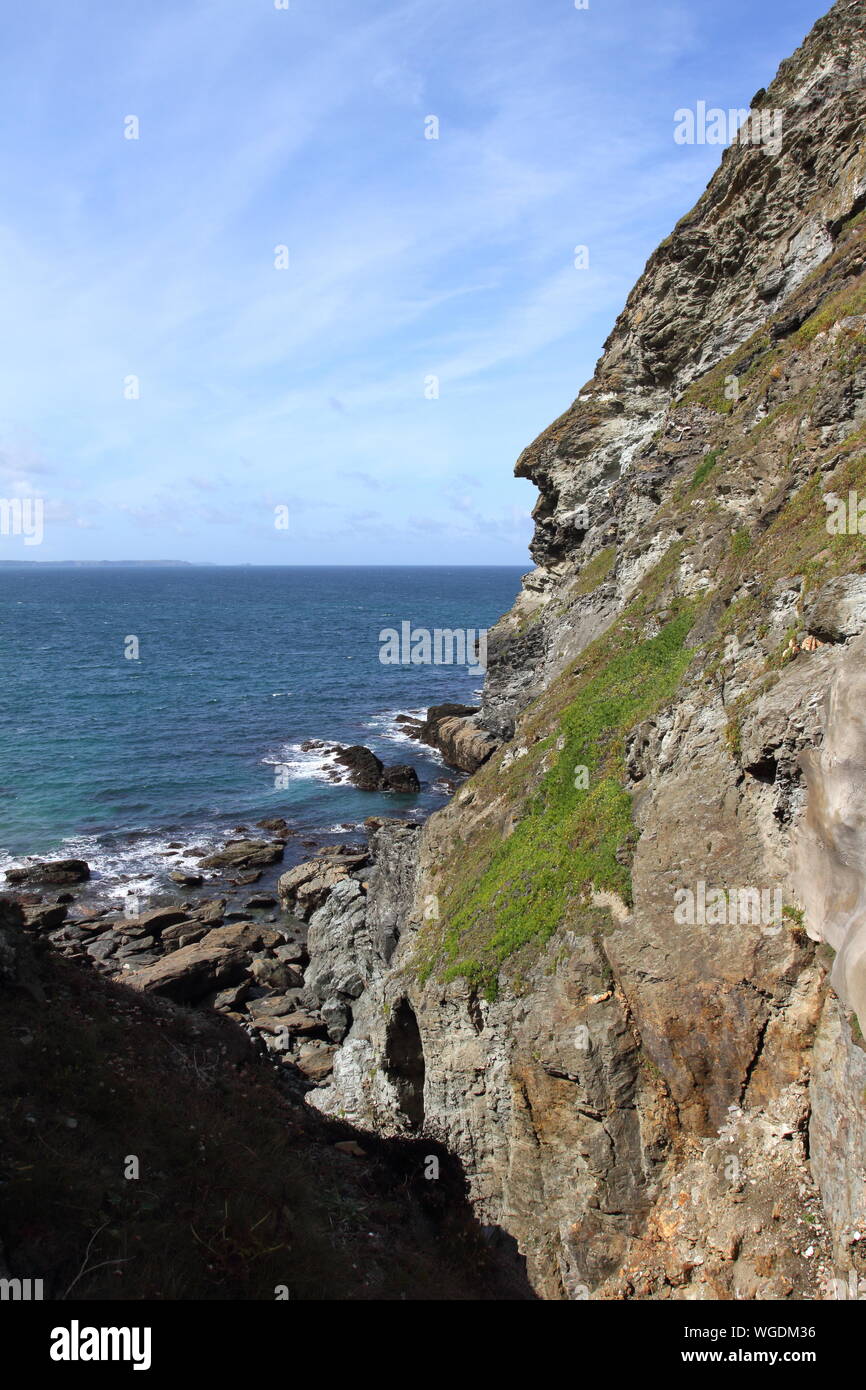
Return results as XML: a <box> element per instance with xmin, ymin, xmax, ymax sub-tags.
<box><xmin>0</xmin><ymin>0</ymin><xmax>829</xmax><ymax>562</ymax></box>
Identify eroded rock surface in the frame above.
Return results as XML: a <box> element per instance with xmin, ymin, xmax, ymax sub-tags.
<box><xmin>304</xmin><ymin>2</ymin><xmax>866</xmax><ymax>1300</ymax></box>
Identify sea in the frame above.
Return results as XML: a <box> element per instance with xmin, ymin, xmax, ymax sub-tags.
<box><xmin>0</xmin><ymin>565</ymin><xmax>524</xmax><ymax>907</ymax></box>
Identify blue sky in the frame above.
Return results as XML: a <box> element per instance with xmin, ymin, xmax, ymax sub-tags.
<box><xmin>0</xmin><ymin>0</ymin><xmax>829</xmax><ymax>564</ymax></box>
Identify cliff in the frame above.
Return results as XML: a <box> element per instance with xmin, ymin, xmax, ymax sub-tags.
<box><xmin>304</xmin><ymin>0</ymin><xmax>866</xmax><ymax>1299</ymax></box>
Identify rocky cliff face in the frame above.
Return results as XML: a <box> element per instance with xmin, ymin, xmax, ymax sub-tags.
<box><xmin>306</xmin><ymin>0</ymin><xmax>866</xmax><ymax>1299</ymax></box>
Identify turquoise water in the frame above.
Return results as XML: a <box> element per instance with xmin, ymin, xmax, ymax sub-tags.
<box><xmin>0</xmin><ymin>565</ymin><xmax>523</xmax><ymax>899</ymax></box>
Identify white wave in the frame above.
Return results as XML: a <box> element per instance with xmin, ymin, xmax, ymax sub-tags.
<box><xmin>261</xmin><ymin>741</ymin><xmax>352</xmax><ymax>785</ymax></box>
<box><xmin>361</xmin><ymin>707</ymin><xmax>446</xmax><ymax>763</ymax></box>
<box><xmin>1</xmin><ymin>827</ymin><xmax>227</xmax><ymax>906</ymax></box>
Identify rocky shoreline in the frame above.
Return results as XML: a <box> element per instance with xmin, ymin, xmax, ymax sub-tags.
<box><xmin>0</xmin><ymin>701</ymin><xmax>496</xmax><ymax>1098</ymax></box>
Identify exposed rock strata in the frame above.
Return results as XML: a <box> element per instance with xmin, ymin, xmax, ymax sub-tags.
<box><xmin>303</xmin><ymin>2</ymin><xmax>866</xmax><ymax>1300</ymax></box>
<box><xmin>398</xmin><ymin>704</ymin><xmax>500</xmax><ymax>773</ymax></box>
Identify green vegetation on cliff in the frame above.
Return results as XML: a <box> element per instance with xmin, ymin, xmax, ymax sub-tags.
<box><xmin>426</xmin><ymin>599</ymin><xmax>694</xmax><ymax>996</ymax></box>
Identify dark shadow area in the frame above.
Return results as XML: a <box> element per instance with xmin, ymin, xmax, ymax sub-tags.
<box><xmin>0</xmin><ymin>906</ymin><xmax>534</xmax><ymax>1301</ymax></box>
<box><xmin>384</xmin><ymin>997</ymin><xmax>425</xmax><ymax>1131</ymax></box>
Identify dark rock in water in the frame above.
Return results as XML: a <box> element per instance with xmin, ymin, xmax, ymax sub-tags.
<box><xmin>335</xmin><ymin>745</ymin><xmax>384</xmax><ymax>790</ymax></box>
<box><xmin>5</xmin><ymin>858</ymin><xmax>90</xmax><ymax>886</ymax></box>
<box><xmin>380</xmin><ymin>764</ymin><xmax>420</xmax><ymax>793</ymax></box>
<box><xmin>256</xmin><ymin>817</ymin><xmax>291</xmax><ymax>836</ymax></box>
<box><xmin>336</xmin><ymin>745</ymin><xmax>421</xmax><ymax>793</ymax></box>
<box><xmin>229</xmin><ymin>870</ymin><xmax>262</xmax><ymax>886</ymax></box>
<box><xmin>245</xmin><ymin>894</ymin><xmax>277</xmax><ymax>909</ymax></box>
<box><xmin>198</xmin><ymin>839</ymin><xmax>285</xmax><ymax>871</ymax></box>
<box><xmin>169</xmin><ymin>870</ymin><xmax>204</xmax><ymax>887</ymax></box>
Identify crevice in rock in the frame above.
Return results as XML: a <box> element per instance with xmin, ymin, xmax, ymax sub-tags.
<box><xmin>738</xmin><ymin>1011</ymin><xmax>773</xmax><ymax>1107</ymax></box>
<box><xmin>744</xmin><ymin>753</ymin><xmax>778</xmax><ymax>784</ymax></box>
<box><xmin>384</xmin><ymin>998</ymin><xmax>426</xmax><ymax>1131</ymax></box>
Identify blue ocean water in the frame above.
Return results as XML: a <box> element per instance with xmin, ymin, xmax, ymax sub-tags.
<box><xmin>0</xmin><ymin>565</ymin><xmax>523</xmax><ymax>901</ymax></box>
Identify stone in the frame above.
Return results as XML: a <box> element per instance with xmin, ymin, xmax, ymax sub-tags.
<box><xmin>380</xmin><ymin>764</ymin><xmax>420</xmax><ymax>793</ymax></box>
<box><xmin>246</xmin><ymin>991</ymin><xmax>305</xmax><ymax>1018</ymax></box>
<box><xmin>21</xmin><ymin>903</ymin><xmax>68</xmax><ymax>931</ymax></box>
<box><xmin>198</xmin><ymin>839</ymin><xmax>285</xmax><ymax>871</ymax></box>
<box><xmin>5</xmin><ymin>859</ymin><xmax>90</xmax><ymax>886</ymax></box>
<box><xmin>411</xmin><ymin>704</ymin><xmax>499</xmax><ymax>772</ymax></box>
<box><xmin>295</xmin><ymin>1044</ymin><xmax>337</xmax><ymax>1082</ymax></box>
<box><xmin>119</xmin><ymin>907</ymin><xmax>190</xmax><ymax>935</ymax></box>
<box><xmin>256</xmin><ymin>817</ymin><xmax>292</xmax><ymax>836</ymax></box>
<box><xmin>335</xmin><ymin>745</ymin><xmax>385</xmax><ymax>791</ymax></box>
<box><xmin>278</xmin><ymin>855</ymin><xmax>365</xmax><ymax>917</ymax></box>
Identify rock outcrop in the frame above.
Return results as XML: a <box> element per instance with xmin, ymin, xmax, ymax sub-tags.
<box><xmin>335</xmin><ymin>745</ymin><xmax>421</xmax><ymax>793</ymax></box>
<box><xmin>298</xmin><ymin>1</ymin><xmax>866</xmax><ymax>1300</ymax></box>
<box><xmin>5</xmin><ymin>858</ymin><xmax>90</xmax><ymax>886</ymax></box>
<box><xmin>398</xmin><ymin>704</ymin><xmax>500</xmax><ymax>772</ymax></box>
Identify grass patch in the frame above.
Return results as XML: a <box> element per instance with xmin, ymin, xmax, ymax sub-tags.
<box><xmin>573</xmin><ymin>545</ymin><xmax>616</xmax><ymax>596</ymax></box>
<box><xmin>690</xmin><ymin>451</ymin><xmax>722</xmax><ymax>490</ymax></box>
<box><xmin>436</xmin><ymin>608</ymin><xmax>695</xmax><ymax>995</ymax></box>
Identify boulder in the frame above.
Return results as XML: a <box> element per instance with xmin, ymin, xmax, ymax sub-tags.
<box><xmin>802</xmin><ymin>575</ymin><xmax>866</xmax><ymax>644</ymax></box>
<box><xmin>246</xmin><ymin>991</ymin><xmax>305</xmax><ymax>1019</ymax></box>
<box><xmin>253</xmin><ymin>1011</ymin><xmax>326</xmax><ymax>1038</ymax></box>
<box><xmin>380</xmin><ymin>764</ymin><xmax>420</xmax><ymax>793</ymax></box>
<box><xmin>335</xmin><ymin>745</ymin><xmax>384</xmax><ymax>790</ymax></box>
<box><xmin>5</xmin><ymin>859</ymin><xmax>90</xmax><ymax>886</ymax></box>
<box><xmin>198</xmin><ymin>839</ymin><xmax>285</xmax><ymax>871</ymax></box>
<box><xmin>117</xmin><ymin>906</ymin><xmax>189</xmax><ymax>936</ymax></box>
<box><xmin>294</xmin><ymin>1044</ymin><xmax>337</xmax><ymax>1082</ymax></box>
<box><xmin>190</xmin><ymin>898</ymin><xmax>227</xmax><ymax>925</ymax></box>
<box><xmin>335</xmin><ymin>745</ymin><xmax>421</xmax><ymax>792</ymax></box>
<box><xmin>256</xmin><ymin>817</ymin><xmax>292</xmax><ymax>837</ymax></box>
<box><xmin>396</xmin><ymin>704</ymin><xmax>499</xmax><ymax>772</ymax></box>
<box><xmin>21</xmin><ymin>903</ymin><xmax>68</xmax><ymax>932</ymax></box>
<box><xmin>278</xmin><ymin>855</ymin><xmax>367</xmax><ymax>917</ymax></box>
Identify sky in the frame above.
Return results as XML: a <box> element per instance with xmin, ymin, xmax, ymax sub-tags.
<box><xmin>0</xmin><ymin>0</ymin><xmax>832</xmax><ymax>565</ymax></box>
